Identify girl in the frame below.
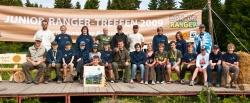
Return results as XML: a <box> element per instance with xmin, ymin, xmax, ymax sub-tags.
<box><xmin>144</xmin><ymin>43</ymin><xmax>156</xmax><ymax>85</ymax></box>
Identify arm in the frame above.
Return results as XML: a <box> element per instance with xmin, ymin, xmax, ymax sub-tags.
<box><xmin>46</xmin><ymin>51</ymin><xmax>52</xmax><ymax>64</ymax></box>
<box><xmin>196</xmin><ymin>55</ymin><xmax>201</xmax><ymax>68</ymax></box>
<box><xmin>202</xmin><ymin>54</ymin><xmax>209</xmax><ymax>69</ymax></box>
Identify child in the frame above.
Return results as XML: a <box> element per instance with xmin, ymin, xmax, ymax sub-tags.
<box><xmin>154</xmin><ymin>43</ymin><xmax>168</xmax><ymax>84</ymax></box>
<box><xmin>130</xmin><ymin>43</ymin><xmax>146</xmax><ymax>84</ymax></box>
<box><xmin>190</xmin><ymin>47</ymin><xmax>209</xmax><ymax>86</ymax></box>
<box><xmin>222</xmin><ymin>43</ymin><xmax>239</xmax><ymax>88</ymax></box>
<box><xmin>45</xmin><ymin>41</ymin><xmax>63</xmax><ymax>83</ymax></box>
<box><xmin>89</xmin><ymin>43</ymin><xmax>101</xmax><ymax>60</ymax></box>
<box><xmin>62</xmin><ymin>41</ymin><xmax>75</xmax><ymax>83</ymax></box>
<box><xmin>180</xmin><ymin>43</ymin><xmax>197</xmax><ymax>84</ymax></box>
<box><xmin>85</xmin><ymin>55</ymin><xmax>102</xmax><ymax>66</ymax></box>
<box><xmin>76</xmin><ymin>41</ymin><xmax>90</xmax><ymax>83</ymax></box>
<box><xmin>101</xmin><ymin>42</ymin><xmax>114</xmax><ymax>83</ymax></box>
<box><xmin>144</xmin><ymin>43</ymin><xmax>156</xmax><ymax>85</ymax></box>
<box><xmin>166</xmin><ymin>41</ymin><xmax>182</xmax><ymax>83</ymax></box>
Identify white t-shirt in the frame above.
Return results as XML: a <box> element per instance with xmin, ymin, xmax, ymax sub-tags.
<box><xmin>128</xmin><ymin>33</ymin><xmax>144</xmax><ymax>52</ymax></box>
<box><xmin>196</xmin><ymin>53</ymin><xmax>209</xmax><ymax>69</ymax></box>
<box><xmin>33</xmin><ymin>29</ymin><xmax>55</xmax><ymax>50</ymax></box>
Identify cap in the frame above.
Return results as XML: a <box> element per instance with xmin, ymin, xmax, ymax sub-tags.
<box><xmin>65</xmin><ymin>41</ymin><xmax>71</xmax><ymax>45</ymax></box>
<box><xmin>201</xmin><ymin>46</ymin><xmax>206</xmax><ymax>51</ymax></box>
<box><xmin>213</xmin><ymin>44</ymin><xmax>219</xmax><ymax>49</ymax></box>
<box><xmin>199</xmin><ymin>24</ymin><xmax>205</xmax><ymax>28</ymax></box>
<box><xmin>51</xmin><ymin>41</ymin><xmax>58</xmax><ymax>45</ymax></box>
<box><xmin>80</xmin><ymin>41</ymin><xmax>86</xmax><ymax>46</ymax></box>
<box><xmin>35</xmin><ymin>36</ymin><xmax>42</xmax><ymax>42</ymax></box>
<box><xmin>93</xmin><ymin>43</ymin><xmax>98</xmax><ymax>49</ymax></box>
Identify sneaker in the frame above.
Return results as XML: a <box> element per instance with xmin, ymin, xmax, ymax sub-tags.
<box><xmin>216</xmin><ymin>84</ymin><xmax>220</xmax><ymax>87</ymax></box>
<box><xmin>189</xmin><ymin>81</ymin><xmax>194</xmax><ymax>86</ymax></box>
<box><xmin>225</xmin><ymin>84</ymin><xmax>230</xmax><ymax>88</ymax></box>
<box><xmin>44</xmin><ymin>81</ymin><xmax>49</xmax><ymax>84</ymax></box>
<box><xmin>114</xmin><ymin>80</ymin><xmax>119</xmax><ymax>83</ymax></box>
<box><xmin>123</xmin><ymin>80</ymin><xmax>129</xmax><ymax>83</ymax></box>
<box><xmin>26</xmin><ymin>81</ymin><xmax>32</xmax><ymax>84</ymax></box>
<box><xmin>110</xmin><ymin>80</ymin><xmax>114</xmax><ymax>83</ymax></box>
<box><xmin>204</xmin><ymin>82</ymin><xmax>208</xmax><ymax>87</ymax></box>
<box><xmin>156</xmin><ymin>81</ymin><xmax>160</xmax><ymax>84</ymax></box>
<box><xmin>180</xmin><ymin>79</ymin><xmax>185</xmax><ymax>84</ymax></box>
<box><xmin>140</xmin><ymin>81</ymin><xmax>144</xmax><ymax>84</ymax></box>
<box><xmin>231</xmin><ymin>82</ymin><xmax>236</xmax><ymax>88</ymax></box>
<box><xmin>145</xmin><ymin>81</ymin><xmax>148</xmax><ymax>85</ymax></box>
<box><xmin>161</xmin><ymin>81</ymin><xmax>165</xmax><ymax>84</ymax></box>
<box><xmin>57</xmin><ymin>80</ymin><xmax>62</xmax><ymax>84</ymax></box>
<box><xmin>34</xmin><ymin>81</ymin><xmax>39</xmax><ymax>85</ymax></box>
<box><xmin>152</xmin><ymin>81</ymin><xmax>156</xmax><ymax>85</ymax></box>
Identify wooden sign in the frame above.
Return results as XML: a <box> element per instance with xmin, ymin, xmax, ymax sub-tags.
<box><xmin>0</xmin><ymin>54</ymin><xmax>26</xmax><ymax>64</ymax></box>
<box><xmin>83</xmin><ymin>66</ymin><xmax>105</xmax><ymax>87</ymax></box>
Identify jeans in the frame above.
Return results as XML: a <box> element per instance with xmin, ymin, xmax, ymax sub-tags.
<box><xmin>207</xmin><ymin>64</ymin><xmax>222</xmax><ymax>84</ymax></box>
<box><xmin>131</xmin><ymin>64</ymin><xmax>145</xmax><ymax>80</ymax></box>
<box><xmin>180</xmin><ymin>64</ymin><xmax>196</xmax><ymax>80</ymax></box>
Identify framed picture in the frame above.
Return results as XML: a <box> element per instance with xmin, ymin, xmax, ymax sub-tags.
<box><xmin>83</xmin><ymin>66</ymin><xmax>105</xmax><ymax>87</ymax></box>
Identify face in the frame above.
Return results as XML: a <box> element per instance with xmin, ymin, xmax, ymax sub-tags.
<box><xmin>135</xmin><ymin>46</ymin><xmax>141</xmax><ymax>52</ymax></box>
<box><xmin>199</xmin><ymin>27</ymin><xmax>205</xmax><ymax>32</ymax></box>
<box><xmin>60</xmin><ymin>26</ymin><xmax>67</xmax><ymax>33</ymax></box>
<box><xmin>159</xmin><ymin>46</ymin><xmax>164</xmax><ymax>52</ymax></box>
<box><xmin>176</xmin><ymin>34</ymin><xmax>181</xmax><ymax>40</ymax></box>
<box><xmin>117</xmin><ymin>25</ymin><xmax>122</xmax><ymax>32</ymax></box>
<box><xmin>157</xmin><ymin>28</ymin><xmax>163</xmax><ymax>34</ymax></box>
<box><xmin>52</xmin><ymin>45</ymin><xmax>58</xmax><ymax>50</ymax></box>
<box><xmin>213</xmin><ymin>48</ymin><xmax>219</xmax><ymax>54</ymax></box>
<box><xmin>103</xmin><ymin>28</ymin><xmax>108</xmax><ymax>35</ymax></box>
<box><xmin>187</xmin><ymin>46</ymin><xmax>193</xmax><ymax>53</ymax></box>
<box><xmin>147</xmin><ymin>44</ymin><xmax>152</xmax><ymax>51</ymax></box>
<box><xmin>80</xmin><ymin>45</ymin><xmax>85</xmax><ymax>49</ymax></box>
<box><xmin>82</xmin><ymin>28</ymin><xmax>88</xmax><ymax>34</ymax></box>
<box><xmin>104</xmin><ymin>45</ymin><xmax>110</xmax><ymax>51</ymax></box>
<box><xmin>227</xmin><ymin>46</ymin><xmax>234</xmax><ymax>53</ymax></box>
<box><xmin>92</xmin><ymin>58</ymin><xmax>100</xmax><ymax>65</ymax></box>
<box><xmin>133</xmin><ymin>28</ymin><xmax>139</xmax><ymax>34</ymax></box>
<box><xmin>170</xmin><ymin>43</ymin><xmax>176</xmax><ymax>50</ymax></box>
<box><xmin>35</xmin><ymin>40</ymin><xmax>42</xmax><ymax>47</ymax></box>
<box><xmin>201</xmin><ymin>49</ymin><xmax>206</xmax><ymax>55</ymax></box>
<box><xmin>41</xmin><ymin>21</ymin><xmax>48</xmax><ymax>30</ymax></box>
<box><xmin>117</xmin><ymin>42</ymin><xmax>124</xmax><ymax>49</ymax></box>
<box><xmin>93</xmin><ymin>48</ymin><xmax>98</xmax><ymax>52</ymax></box>
<box><xmin>65</xmin><ymin>45</ymin><xmax>71</xmax><ymax>50</ymax></box>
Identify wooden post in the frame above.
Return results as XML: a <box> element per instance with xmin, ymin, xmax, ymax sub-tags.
<box><xmin>17</xmin><ymin>96</ymin><xmax>22</xmax><ymax>103</ymax></box>
<box><xmin>208</xmin><ymin>0</ymin><xmax>214</xmax><ymax>45</ymax></box>
<box><xmin>65</xmin><ymin>95</ymin><xmax>71</xmax><ymax>103</ymax></box>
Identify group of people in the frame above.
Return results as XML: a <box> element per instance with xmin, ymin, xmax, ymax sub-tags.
<box><xmin>22</xmin><ymin>20</ymin><xmax>240</xmax><ymax>88</ymax></box>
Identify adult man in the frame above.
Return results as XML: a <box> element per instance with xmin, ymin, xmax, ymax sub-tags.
<box><xmin>55</xmin><ymin>25</ymin><xmax>72</xmax><ymax>51</ymax></box>
<box><xmin>194</xmin><ymin>24</ymin><xmax>212</xmax><ymax>54</ymax></box>
<box><xmin>111</xmin><ymin>25</ymin><xmax>129</xmax><ymax>50</ymax></box>
<box><xmin>33</xmin><ymin>20</ymin><xmax>55</xmax><ymax>51</ymax></box>
<box><xmin>95</xmin><ymin>28</ymin><xmax>112</xmax><ymax>51</ymax></box>
<box><xmin>152</xmin><ymin>27</ymin><xmax>168</xmax><ymax>52</ymax></box>
<box><xmin>112</xmin><ymin>40</ymin><xmax>130</xmax><ymax>83</ymax></box>
<box><xmin>128</xmin><ymin>25</ymin><xmax>144</xmax><ymax>52</ymax></box>
<box><xmin>22</xmin><ymin>37</ymin><xmax>46</xmax><ymax>84</ymax></box>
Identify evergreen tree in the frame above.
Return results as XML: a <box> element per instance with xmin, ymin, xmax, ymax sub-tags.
<box><xmin>0</xmin><ymin>0</ymin><xmax>23</xmax><ymax>6</ymax></box>
<box><xmin>54</xmin><ymin>0</ymin><xmax>72</xmax><ymax>8</ymax></box>
<box><xmin>84</xmin><ymin>0</ymin><xmax>99</xmax><ymax>9</ymax></box>
<box><xmin>148</xmin><ymin>0</ymin><xmax>158</xmax><ymax>10</ymax></box>
<box><xmin>75</xmin><ymin>1</ymin><xmax>81</xmax><ymax>9</ymax></box>
<box><xmin>109</xmin><ymin>0</ymin><xmax>141</xmax><ymax>10</ymax></box>
<box><xmin>158</xmin><ymin>0</ymin><xmax>175</xmax><ymax>10</ymax></box>
<box><xmin>107</xmin><ymin>0</ymin><xmax>111</xmax><ymax>10</ymax></box>
<box><xmin>25</xmin><ymin>0</ymin><xmax>38</xmax><ymax>7</ymax></box>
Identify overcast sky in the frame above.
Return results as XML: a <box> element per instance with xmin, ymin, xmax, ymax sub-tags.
<box><xmin>20</xmin><ymin>0</ymin><xmax>225</xmax><ymax>10</ymax></box>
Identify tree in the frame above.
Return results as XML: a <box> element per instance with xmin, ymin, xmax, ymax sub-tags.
<box><xmin>54</xmin><ymin>0</ymin><xmax>72</xmax><ymax>8</ymax></box>
<box><xmin>25</xmin><ymin>0</ymin><xmax>38</xmax><ymax>7</ymax></box>
<box><xmin>0</xmin><ymin>0</ymin><xmax>23</xmax><ymax>6</ymax></box>
<box><xmin>84</xmin><ymin>0</ymin><xmax>99</xmax><ymax>9</ymax></box>
<box><xmin>107</xmin><ymin>0</ymin><xmax>111</xmax><ymax>10</ymax></box>
<box><xmin>75</xmin><ymin>1</ymin><xmax>81</xmax><ymax>9</ymax></box>
<box><xmin>148</xmin><ymin>0</ymin><xmax>158</xmax><ymax>10</ymax></box>
<box><xmin>109</xmin><ymin>0</ymin><xmax>141</xmax><ymax>10</ymax></box>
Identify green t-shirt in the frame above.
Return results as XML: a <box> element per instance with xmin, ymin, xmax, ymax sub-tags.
<box><xmin>96</xmin><ymin>34</ymin><xmax>112</xmax><ymax>50</ymax></box>
<box><xmin>155</xmin><ymin>51</ymin><xmax>168</xmax><ymax>62</ymax></box>
<box><xmin>167</xmin><ymin>49</ymin><xmax>182</xmax><ymax>62</ymax></box>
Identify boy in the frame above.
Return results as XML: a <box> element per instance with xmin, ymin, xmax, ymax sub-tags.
<box><xmin>62</xmin><ymin>41</ymin><xmax>75</xmax><ymax>83</ymax></box>
<box><xmin>45</xmin><ymin>41</ymin><xmax>63</xmax><ymax>83</ymax></box>
<box><xmin>154</xmin><ymin>43</ymin><xmax>168</xmax><ymax>84</ymax></box>
<box><xmin>101</xmin><ymin>42</ymin><xmax>114</xmax><ymax>83</ymax></box>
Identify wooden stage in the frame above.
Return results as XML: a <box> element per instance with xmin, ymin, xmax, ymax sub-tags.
<box><xmin>0</xmin><ymin>81</ymin><xmax>250</xmax><ymax>103</ymax></box>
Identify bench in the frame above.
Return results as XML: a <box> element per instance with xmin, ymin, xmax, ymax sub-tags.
<box><xmin>0</xmin><ymin>53</ymin><xmax>26</xmax><ymax>83</ymax></box>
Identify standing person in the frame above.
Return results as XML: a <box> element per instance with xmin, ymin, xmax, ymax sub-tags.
<box><xmin>95</xmin><ymin>28</ymin><xmax>112</xmax><ymax>51</ymax></box>
<box><xmin>112</xmin><ymin>40</ymin><xmax>130</xmax><ymax>83</ymax></box>
<box><xmin>144</xmin><ymin>43</ymin><xmax>156</xmax><ymax>85</ymax></box>
<box><xmin>130</xmin><ymin>43</ymin><xmax>146</xmax><ymax>84</ymax></box>
<box><xmin>194</xmin><ymin>24</ymin><xmax>212</xmax><ymax>54</ymax></box>
<box><xmin>101</xmin><ymin>42</ymin><xmax>114</xmax><ymax>83</ymax></box>
<box><xmin>75</xmin><ymin>26</ymin><xmax>94</xmax><ymax>51</ymax></box>
<box><xmin>222</xmin><ymin>43</ymin><xmax>239</xmax><ymax>88</ymax></box>
<box><xmin>207</xmin><ymin>45</ymin><xmax>222</xmax><ymax>87</ymax></box>
<box><xmin>175</xmin><ymin>31</ymin><xmax>187</xmax><ymax>56</ymax></box>
<box><xmin>180</xmin><ymin>43</ymin><xmax>197</xmax><ymax>84</ymax></box>
<box><xmin>166</xmin><ymin>41</ymin><xmax>182</xmax><ymax>83</ymax></box>
<box><xmin>152</xmin><ymin>27</ymin><xmax>168</xmax><ymax>52</ymax></box>
<box><xmin>33</xmin><ymin>19</ymin><xmax>55</xmax><ymax>51</ymax></box>
<box><xmin>75</xmin><ymin>41</ymin><xmax>90</xmax><ymax>84</ymax></box>
<box><xmin>89</xmin><ymin>44</ymin><xmax>101</xmax><ymax>60</ymax></box>
<box><xmin>22</xmin><ymin>37</ymin><xmax>46</xmax><ymax>84</ymax></box>
<box><xmin>62</xmin><ymin>41</ymin><xmax>75</xmax><ymax>83</ymax></box>
<box><xmin>45</xmin><ymin>41</ymin><xmax>63</xmax><ymax>84</ymax></box>
<box><xmin>128</xmin><ymin>25</ymin><xmax>144</xmax><ymax>52</ymax></box>
<box><xmin>111</xmin><ymin>25</ymin><xmax>129</xmax><ymax>49</ymax></box>
<box><xmin>190</xmin><ymin>47</ymin><xmax>209</xmax><ymax>86</ymax></box>
<box><xmin>55</xmin><ymin>25</ymin><xmax>73</xmax><ymax>51</ymax></box>
<box><xmin>154</xmin><ymin>43</ymin><xmax>168</xmax><ymax>84</ymax></box>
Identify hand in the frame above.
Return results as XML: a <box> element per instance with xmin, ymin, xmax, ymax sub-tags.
<box><xmin>77</xmin><ymin>58</ymin><xmax>81</xmax><ymax>62</ymax></box>
<box><xmin>63</xmin><ymin>63</ymin><xmax>67</xmax><ymax>67</ymax></box>
<box><xmin>125</xmin><ymin>62</ymin><xmax>129</xmax><ymax>66</ymax></box>
<box><xmin>114</xmin><ymin>48</ymin><xmax>119</xmax><ymax>52</ymax></box>
<box><xmin>105</xmin><ymin>62</ymin><xmax>109</xmax><ymax>66</ymax></box>
<box><xmin>69</xmin><ymin>62</ymin><xmax>74</xmax><ymax>66</ymax></box>
<box><xmin>52</xmin><ymin>63</ymin><xmax>56</xmax><ymax>67</ymax></box>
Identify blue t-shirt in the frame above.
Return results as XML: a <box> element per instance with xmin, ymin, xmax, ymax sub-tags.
<box><xmin>63</xmin><ymin>49</ymin><xmax>75</xmax><ymax>63</ymax></box>
<box><xmin>209</xmin><ymin>52</ymin><xmax>222</xmax><ymax>63</ymax></box>
<box><xmin>222</xmin><ymin>52</ymin><xmax>239</xmax><ymax>64</ymax></box>
<box><xmin>182</xmin><ymin>52</ymin><xmax>197</xmax><ymax>63</ymax></box>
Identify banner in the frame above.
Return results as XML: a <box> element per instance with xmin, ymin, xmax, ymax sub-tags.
<box><xmin>0</xmin><ymin>54</ymin><xmax>26</xmax><ymax>64</ymax></box>
<box><xmin>0</xmin><ymin>5</ymin><xmax>202</xmax><ymax>43</ymax></box>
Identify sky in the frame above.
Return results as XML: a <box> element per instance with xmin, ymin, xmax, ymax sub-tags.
<box><xmin>20</xmin><ymin>0</ymin><xmax>225</xmax><ymax>10</ymax></box>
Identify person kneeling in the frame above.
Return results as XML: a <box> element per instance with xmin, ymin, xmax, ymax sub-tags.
<box><xmin>130</xmin><ymin>43</ymin><xmax>146</xmax><ymax>84</ymax></box>
<box><xmin>190</xmin><ymin>47</ymin><xmax>209</xmax><ymax>86</ymax></box>
<box><xmin>62</xmin><ymin>41</ymin><xmax>75</xmax><ymax>83</ymax></box>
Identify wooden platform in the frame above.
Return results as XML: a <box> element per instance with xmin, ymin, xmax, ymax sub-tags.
<box><xmin>0</xmin><ymin>82</ymin><xmax>250</xmax><ymax>98</ymax></box>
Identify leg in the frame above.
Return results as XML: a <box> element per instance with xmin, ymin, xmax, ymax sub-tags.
<box><xmin>124</xmin><ymin>64</ymin><xmax>131</xmax><ymax>82</ymax></box>
<box><xmin>155</xmin><ymin>65</ymin><xmax>160</xmax><ymax>83</ymax></box>
<box><xmin>44</xmin><ymin>64</ymin><xmax>51</xmax><ymax>82</ymax></box>
<box><xmin>174</xmin><ymin>65</ymin><xmax>180</xmax><ymax>80</ymax></box>
<box><xmin>216</xmin><ymin>64</ymin><xmax>222</xmax><ymax>85</ymax></box>
<box><xmin>180</xmin><ymin>64</ymin><xmax>188</xmax><ymax>80</ymax></box>
<box><xmin>207</xmin><ymin>64</ymin><xmax>213</xmax><ymax>84</ymax></box>
<box><xmin>230</xmin><ymin>66</ymin><xmax>239</xmax><ymax>83</ymax></box>
<box><xmin>22</xmin><ymin>62</ymin><xmax>34</xmax><ymax>82</ymax></box>
<box><xmin>166</xmin><ymin>64</ymin><xmax>172</xmax><ymax>81</ymax></box>
<box><xmin>203</xmin><ymin>68</ymin><xmax>207</xmax><ymax>83</ymax></box>
<box><xmin>160</xmin><ymin>65</ymin><xmax>166</xmax><ymax>82</ymax></box>
<box><xmin>139</xmin><ymin>64</ymin><xmax>145</xmax><ymax>81</ymax></box>
<box><xmin>131</xmin><ymin>64</ymin><xmax>137</xmax><ymax>80</ymax></box>
<box><xmin>34</xmin><ymin>63</ymin><xmax>46</xmax><ymax>83</ymax></box>
<box><xmin>223</xmin><ymin>65</ymin><xmax>230</xmax><ymax>85</ymax></box>
<box><xmin>112</xmin><ymin>62</ymin><xmax>119</xmax><ymax>81</ymax></box>
<box><xmin>150</xmin><ymin>66</ymin><xmax>156</xmax><ymax>82</ymax></box>
<box><xmin>144</xmin><ymin>65</ymin><xmax>149</xmax><ymax>82</ymax></box>
<box><xmin>69</xmin><ymin>63</ymin><xmax>74</xmax><ymax>82</ymax></box>
<box><xmin>107</xmin><ymin>63</ymin><xmax>114</xmax><ymax>81</ymax></box>
<box><xmin>191</xmin><ymin>68</ymin><xmax>199</xmax><ymax>81</ymax></box>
